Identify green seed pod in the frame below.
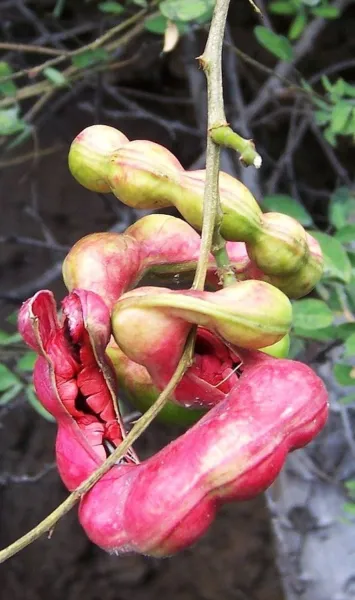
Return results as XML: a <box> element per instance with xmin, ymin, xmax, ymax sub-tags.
<box><xmin>177</xmin><ymin>171</ymin><xmax>263</xmax><ymax>243</ymax></box>
<box><xmin>107</xmin><ymin>343</ymin><xmax>206</xmax><ymax>426</ymax></box>
<box><xmin>261</xmin><ymin>334</ymin><xmax>290</xmax><ymax>358</ymax></box>
<box><xmin>112</xmin><ymin>281</ymin><xmax>293</xmax><ymax>363</ymax></box>
<box><xmin>68</xmin><ymin>125</ymin><xmax>128</xmax><ymax>192</ymax></box>
<box><xmin>267</xmin><ymin>232</ymin><xmax>324</xmax><ymax>298</ymax></box>
<box><xmin>107</xmin><ymin>140</ymin><xmax>184</xmax><ymax>209</ymax></box>
<box><xmin>247</xmin><ymin>213</ymin><xmax>308</xmax><ymax>276</ymax></box>
<box><xmin>107</xmin><ymin>141</ymin><xmax>263</xmax><ymax>241</ymax></box>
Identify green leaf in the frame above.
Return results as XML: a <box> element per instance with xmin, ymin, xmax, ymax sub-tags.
<box><xmin>26</xmin><ymin>386</ymin><xmax>55</xmax><ymax>422</ymax></box>
<box><xmin>324</xmin><ymin>125</ymin><xmax>336</xmax><ymax>146</ymax></box>
<box><xmin>339</xmin><ymin>393</ymin><xmax>355</xmax><ymax>405</ymax></box>
<box><xmin>321</xmin><ymin>75</ymin><xmax>333</xmax><ymax>93</ymax></box>
<box><xmin>98</xmin><ymin>1</ymin><xmax>125</xmax><ymax>13</ymax></box>
<box><xmin>5</xmin><ymin>124</ymin><xmax>33</xmax><ymax>150</ymax></box>
<box><xmin>6</xmin><ymin>311</ymin><xmax>19</xmax><ymax>325</ymax></box>
<box><xmin>311</xmin><ymin>5</ymin><xmax>340</xmax><ymax>18</ymax></box>
<box><xmin>301</xmin><ymin>0</ymin><xmax>320</xmax><ymax>6</ymax></box>
<box><xmin>0</xmin><ymin>62</ymin><xmax>17</xmax><ymax>97</ymax></box>
<box><xmin>343</xmin><ymin>502</ymin><xmax>355</xmax><ymax>515</ymax></box>
<box><xmin>335</xmin><ymin>322</ymin><xmax>355</xmax><ymax>341</ymax></box>
<box><xmin>0</xmin><ymin>107</ymin><xmax>26</xmax><ymax>136</ymax></box>
<box><xmin>254</xmin><ymin>26</ymin><xmax>294</xmax><ymax>62</ymax></box>
<box><xmin>333</xmin><ymin>78</ymin><xmax>346</xmax><ymax>97</ymax></box>
<box><xmin>16</xmin><ymin>351</ymin><xmax>37</xmax><ymax>372</ymax></box>
<box><xmin>0</xmin><ymin>331</ymin><xmax>22</xmax><ymax>346</ymax></box>
<box><xmin>0</xmin><ymin>363</ymin><xmax>20</xmax><ymax>392</ymax></box>
<box><xmin>344</xmin><ymin>333</ymin><xmax>355</xmax><ymax>357</ymax></box>
<box><xmin>130</xmin><ymin>0</ymin><xmax>148</xmax><ymax>6</ymax></box>
<box><xmin>345</xmin><ymin>480</ymin><xmax>355</xmax><ymax>493</ymax></box>
<box><xmin>333</xmin><ymin>363</ymin><xmax>355</xmax><ymax>386</ymax></box>
<box><xmin>262</xmin><ymin>194</ymin><xmax>313</xmax><ymax>226</ymax></box>
<box><xmin>144</xmin><ymin>14</ymin><xmax>167</xmax><ymax>34</ymax></box>
<box><xmin>318</xmin><ymin>283</ymin><xmax>342</xmax><ymax>313</ymax></box>
<box><xmin>195</xmin><ymin>7</ymin><xmax>214</xmax><ymax>24</ymax></box>
<box><xmin>293</xmin><ymin>299</ymin><xmax>333</xmax><ymax>330</ymax></box>
<box><xmin>160</xmin><ymin>0</ymin><xmax>214</xmax><ymax>22</ymax></box>
<box><xmin>293</xmin><ymin>325</ymin><xmax>338</xmax><ymax>341</ymax></box>
<box><xmin>329</xmin><ymin>187</ymin><xmax>355</xmax><ymax>230</ymax></box>
<box><xmin>330</xmin><ymin>101</ymin><xmax>352</xmax><ymax>134</ymax></box>
<box><xmin>310</xmin><ymin>231</ymin><xmax>352</xmax><ymax>283</ymax></box>
<box><xmin>342</xmin><ymin>108</ymin><xmax>355</xmax><ymax>136</ymax></box>
<box><xmin>43</xmin><ymin>67</ymin><xmax>68</xmax><ymax>88</ymax></box>
<box><xmin>334</xmin><ymin>224</ymin><xmax>355</xmax><ymax>243</ymax></box>
<box><xmin>288</xmin><ymin>11</ymin><xmax>307</xmax><ymax>40</ymax></box>
<box><xmin>314</xmin><ymin>109</ymin><xmax>330</xmax><ymax>126</ymax></box>
<box><xmin>71</xmin><ymin>48</ymin><xmax>109</xmax><ymax>69</ymax></box>
<box><xmin>344</xmin><ymin>82</ymin><xmax>355</xmax><ymax>98</ymax></box>
<box><xmin>269</xmin><ymin>1</ymin><xmax>298</xmax><ymax>14</ymax></box>
<box><xmin>0</xmin><ymin>382</ymin><xmax>23</xmax><ymax>406</ymax></box>
<box><xmin>288</xmin><ymin>336</ymin><xmax>305</xmax><ymax>359</ymax></box>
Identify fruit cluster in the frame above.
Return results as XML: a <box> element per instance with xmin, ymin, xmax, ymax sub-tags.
<box><xmin>18</xmin><ymin>125</ymin><xmax>328</xmax><ymax>557</ymax></box>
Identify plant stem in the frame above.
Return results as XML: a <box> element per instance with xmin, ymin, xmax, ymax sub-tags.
<box><xmin>212</xmin><ymin>237</ymin><xmax>237</xmax><ymax>287</ymax></box>
<box><xmin>0</xmin><ymin>0</ymin><xmax>234</xmax><ymax>563</ymax></box>
<box><xmin>210</xmin><ymin>125</ymin><xmax>262</xmax><ymax>168</ymax></box>
<box><xmin>193</xmin><ymin>0</ymin><xmax>235</xmax><ymax>290</ymax></box>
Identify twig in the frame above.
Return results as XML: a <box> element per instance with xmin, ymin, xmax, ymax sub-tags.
<box><xmin>0</xmin><ymin>43</ymin><xmax>63</xmax><ymax>56</ymax></box>
<box><xmin>266</xmin><ymin>115</ymin><xmax>310</xmax><ymax>194</ymax></box>
<box><xmin>223</xmin><ymin>26</ymin><xmax>262</xmax><ymax>199</ymax></box>
<box><xmin>0</xmin><ymin>144</ymin><xmax>63</xmax><ymax>168</ymax></box>
<box><xmin>310</xmin><ymin>121</ymin><xmax>352</xmax><ymax>186</ymax></box>
<box><xmin>0</xmin><ymin>236</ymin><xmax>68</xmax><ymax>252</ymax></box>
<box><xmin>0</xmin><ymin>464</ymin><xmax>55</xmax><ymax>487</ymax></box>
<box><xmin>246</xmin><ymin>0</ymin><xmax>350</xmax><ymax>120</ymax></box>
<box><xmin>195</xmin><ymin>0</ymin><xmax>235</xmax><ymax>288</ymax></box>
<box><xmin>0</xmin><ymin>0</ymin><xmax>235</xmax><ymax>562</ymax></box>
<box><xmin>0</xmin><ymin>7</ymin><xmax>151</xmax><ymax>84</ymax></box>
<box><xmin>0</xmin><ymin>30</ymin><xmax>144</xmax><ymax>110</ymax></box>
<box><xmin>1</xmin><ymin>218</ymin><xmax>132</xmax><ymax>302</ymax></box>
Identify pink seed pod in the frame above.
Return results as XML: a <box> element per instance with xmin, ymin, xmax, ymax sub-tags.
<box><xmin>18</xmin><ymin>289</ymin><xmax>328</xmax><ymax>558</ymax></box>
<box><xmin>18</xmin><ymin>289</ymin><xmax>138</xmax><ymax>489</ymax></box>
<box><xmin>79</xmin><ymin>354</ymin><xmax>328</xmax><ymax>557</ymax></box>
<box><xmin>62</xmin><ymin>214</ymin><xmax>255</xmax><ymax>311</ymax></box>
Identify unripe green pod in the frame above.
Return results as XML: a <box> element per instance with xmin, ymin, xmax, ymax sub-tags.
<box><xmin>247</xmin><ymin>213</ymin><xmax>308</xmax><ymax>276</ymax></box>
<box><xmin>107</xmin><ymin>343</ymin><xmax>206</xmax><ymax>426</ymax></box>
<box><xmin>108</xmin><ymin>140</ymin><xmax>184</xmax><ymax>209</ymax></box>
<box><xmin>112</xmin><ymin>281</ymin><xmax>293</xmax><ymax>363</ymax></box>
<box><xmin>68</xmin><ymin>125</ymin><xmax>129</xmax><ymax>192</ymax></box>
<box><xmin>261</xmin><ymin>334</ymin><xmax>290</xmax><ymax>358</ymax></box>
<box><xmin>267</xmin><ymin>233</ymin><xmax>324</xmax><ymax>299</ymax></box>
<box><xmin>177</xmin><ymin>171</ymin><xmax>263</xmax><ymax>242</ymax></box>
<box><xmin>107</xmin><ymin>141</ymin><xmax>263</xmax><ymax>241</ymax></box>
